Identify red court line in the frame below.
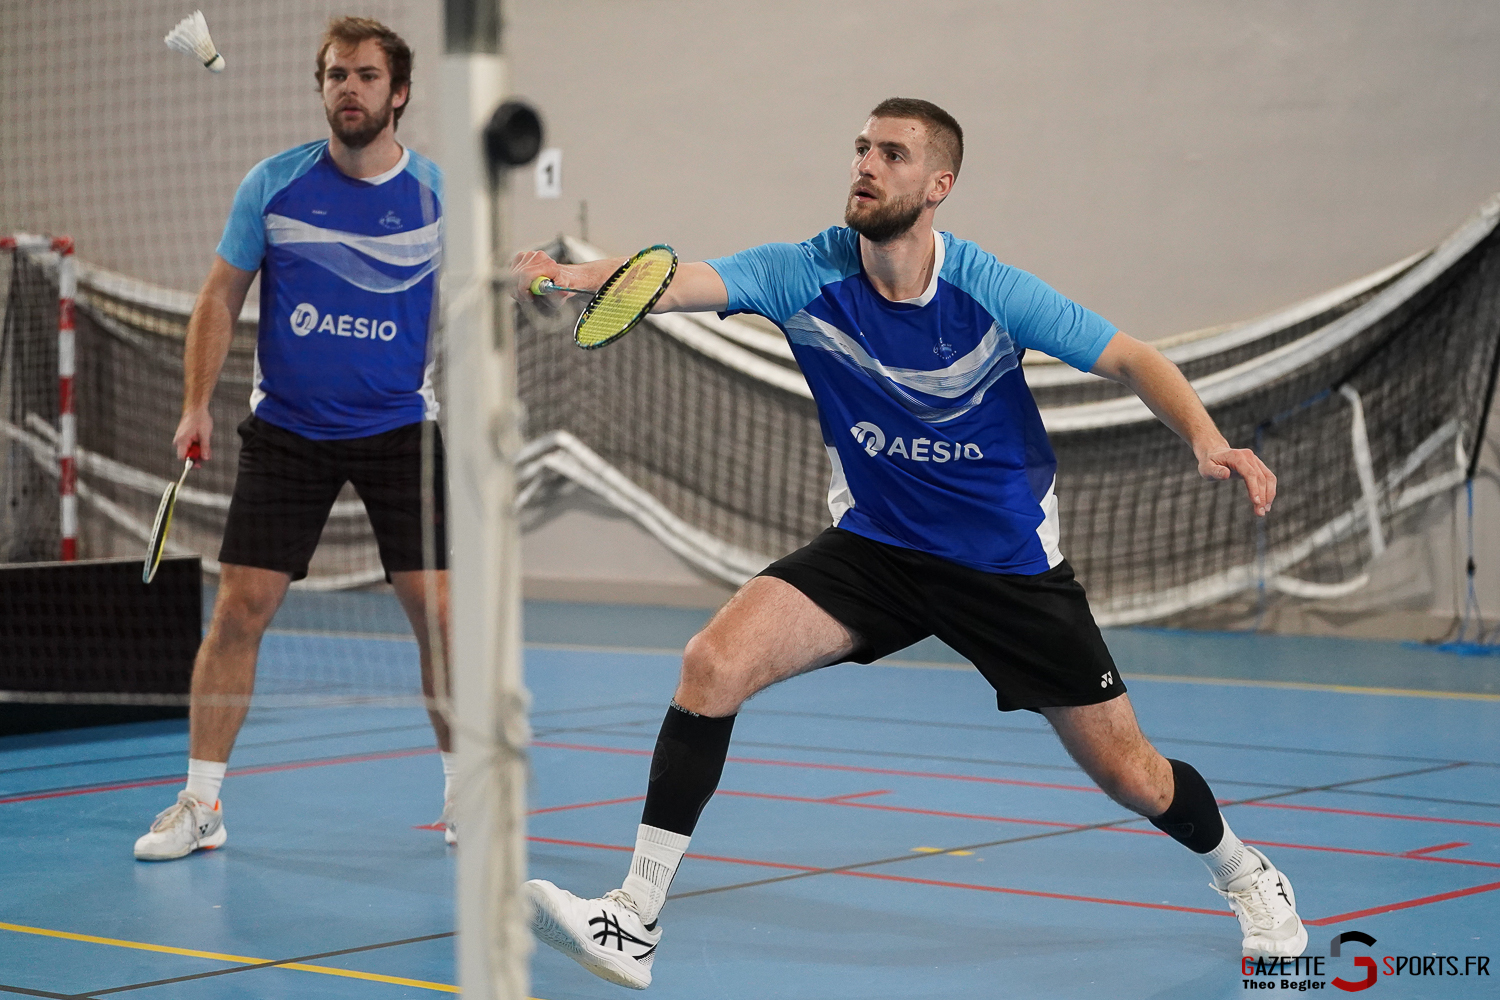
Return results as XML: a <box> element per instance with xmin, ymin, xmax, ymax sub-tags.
<box><xmin>0</xmin><ymin>747</ymin><xmax>438</xmax><ymax>805</ymax></box>
<box><xmin>530</xmin><ymin>795</ymin><xmax>646</xmax><ymax>816</ymax></box>
<box><xmin>533</xmin><ymin>741</ymin><xmax>1101</xmax><ymax>793</ymax></box>
<box><xmin>535</xmin><ymin>833</ymin><xmax>1500</xmax><ymax>925</ymax></box>
<box><xmin>1402</xmin><ymin>841</ymin><xmax>1470</xmax><ymax>857</ymax></box>
<box><xmin>528</xmin><ymin>835</ymin><xmax>1230</xmax><ymax>917</ymax></box>
<box><xmin>718</xmin><ymin>790</ymin><xmax>1500</xmax><ymax>872</ymax></box>
<box><xmin>1304</xmin><ymin>880</ymin><xmax>1500</xmax><ymax>926</ymax></box>
<box><xmin>822</xmin><ymin>790</ymin><xmax>892</xmax><ymax>803</ymax></box>
<box><xmin>1241</xmin><ymin>800</ymin><xmax>1500</xmax><ymax>829</ymax></box>
<box><xmin>536</xmin><ymin>741</ymin><xmax>1499</xmax><ymax>829</ymax></box>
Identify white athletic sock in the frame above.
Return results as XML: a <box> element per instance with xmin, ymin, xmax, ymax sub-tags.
<box><xmin>620</xmin><ymin>824</ymin><xmax>691</xmax><ymax>925</ymax></box>
<box><xmin>1202</xmin><ymin>816</ymin><xmax>1261</xmax><ymax>890</ymax></box>
<box><xmin>185</xmin><ymin>758</ymin><xmax>226</xmax><ymax>805</ymax></box>
<box><xmin>440</xmin><ymin>751</ymin><xmax>456</xmax><ymax>802</ymax></box>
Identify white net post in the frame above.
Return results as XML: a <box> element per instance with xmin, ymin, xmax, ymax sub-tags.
<box><xmin>440</xmin><ymin>1</ymin><xmax>530</xmax><ymax>997</ymax></box>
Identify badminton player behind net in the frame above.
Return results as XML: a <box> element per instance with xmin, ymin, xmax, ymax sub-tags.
<box><xmin>133</xmin><ymin>17</ymin><xmax>455</xmax><ymax>861</ymax></box>
<box><xmin>511</xmin><ymin>97</ymin><xmax>1303</xmax><ymax>989</ymax></box>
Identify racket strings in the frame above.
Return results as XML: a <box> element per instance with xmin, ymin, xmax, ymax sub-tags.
<box><xmin>575</xmin><ymin>248</ymin><xmax>676</xmax><ymax>349</ymax></box>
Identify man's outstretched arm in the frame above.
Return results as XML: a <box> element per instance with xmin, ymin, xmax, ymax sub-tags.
<box><xmin>174</xmin><ymin>256</ymin><xmax>256</xmax><ymax>462</ymax></box>
<box><xmin>1090</xmin><ymin>332</ymin><xmax>1276</xmax><ymax>517</ymax></box>
<box><xmin>510</xmin><ymin>250</ymin><xmax>729</xmax><ymax>313</ymax></box>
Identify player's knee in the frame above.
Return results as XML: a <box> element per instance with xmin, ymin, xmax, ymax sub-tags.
<box><xmin>1096</xmin><ymin>760</ymin><xmax>1172</xmax><ymax>816</ymax></box>
<box><xmin>681</xmin><ymin>631</ymin><xmax>750</xmax><ymax>703</ymax></box>
<box><xmin>212</xmin><ymin>586</ymin><xmax>279</xmax><ymax>637</ymax></box>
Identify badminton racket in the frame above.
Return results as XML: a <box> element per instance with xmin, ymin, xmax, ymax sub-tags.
<box><xmin>143</xmin><ymin>443</ymin><xmax>200</xmax><ymax>584</ymax></box>
<box><xmin>530</xmin><ymin>244</ymin><xmax>677</xmax><ymax>350</ymax></box>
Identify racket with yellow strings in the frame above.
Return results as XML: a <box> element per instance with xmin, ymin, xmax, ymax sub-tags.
<box><xmin>143</xmin><ymin>443</ymin><xmax>200</xmax><ymax>584</ymax></box>
<box><xmin>529</xmin><ymin>244</ymin><xmax>677</xmax><ymax>350</ymax></box>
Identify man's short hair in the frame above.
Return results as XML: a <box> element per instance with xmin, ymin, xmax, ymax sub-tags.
<box><xmin>869</xmin><ymin>97</ymin><xmax>964</xmax><ymax>178</ymax></box>
<box><xmin>315</xmin><ymin>17</ymin><xmax>413</xmax><ymax>126</ymax></box>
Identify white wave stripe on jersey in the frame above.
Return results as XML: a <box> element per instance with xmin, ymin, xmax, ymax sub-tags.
<box><xmin>265</xmin><ymin>214</ymin><xmax>442</xmax><ymax>294</ymax></box>
<box><xmin>784</xmin><ymin>310</ymin><xmax>1020</xmax><ymax>424</ymax></box>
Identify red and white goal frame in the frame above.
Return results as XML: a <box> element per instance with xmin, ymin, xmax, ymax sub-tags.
<box><xmin>2</xmin><ymin>234</ymin><xmax>78</xmax><ymax>560</ymax></box>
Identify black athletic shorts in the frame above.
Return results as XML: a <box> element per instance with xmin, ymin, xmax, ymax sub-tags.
<box><xmin>759</xmin><ymin>527</ymin><xmax>1123</xmax><ymax>713</ymax></box>
<box><xmin>219</xmin><ymin>414</ymin><xmax>447</xmax><ymax>581</ymax></box>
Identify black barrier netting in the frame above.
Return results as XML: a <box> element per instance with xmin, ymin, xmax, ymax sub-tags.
<box><xmin>517</xmin><ymin>217</ymin><xmax>1500</xmax><ymax>623</ymax></box>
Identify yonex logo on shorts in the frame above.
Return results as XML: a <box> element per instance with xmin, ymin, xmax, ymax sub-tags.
<box><xmin>850</xmin><ymin>420</ymin><xmax>983</xmax><ymax>463</ymax></box>
<box><xmin>289</xmin><ymin>303</ymin><xmax>397</xmax><ymax>341</ymax></box>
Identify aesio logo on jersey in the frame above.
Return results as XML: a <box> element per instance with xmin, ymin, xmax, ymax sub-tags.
<box><xmin>850</xmin><ymin>421</ymin><xmax>983</xmax><ymax>463</ymax></box>
<box><xmin>289</xmin><ymin>303</ymin><xmax>397</xmax><ymax>341</ymax></box>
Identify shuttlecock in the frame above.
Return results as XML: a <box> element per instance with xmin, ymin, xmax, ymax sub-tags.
<box><xmin>164</xmin><ymin>11</ymin><xmax>225</xmax><ymax>72</ymax></box>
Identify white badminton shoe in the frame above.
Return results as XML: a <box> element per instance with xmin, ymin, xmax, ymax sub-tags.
<box><xmin>442</xmin><ymin>798</ymin><xmax>457</xmax><ymax>847</ymax></box>
<box><xmin>133</xmin><ymin>790</ymin><xmax>227</xmax><ymax>861</ymax></box>
<box><xmin>1214</xmin><ymin>846</ymin><xmax>1308</xmax><ymax>957</ymax></box>
<box><xmin>526</xmin><ymin>880</ymin><xmax>660</xmax><ymax>989</ymax></box>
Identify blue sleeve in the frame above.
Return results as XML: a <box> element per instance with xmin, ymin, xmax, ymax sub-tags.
<box><xmin>942</xmin><ymin>237</ymin><xmax>1117</xmax><ymax>372</ymax></box>
<box><xmin>705</xmin><ymin>242</ymin><xmax>823</xmax><ymax>325</ymax></box>
<box><xmin>215</xmin><ymin>164</ymin><xmax>268</xmax><ymax>272</ymax></box>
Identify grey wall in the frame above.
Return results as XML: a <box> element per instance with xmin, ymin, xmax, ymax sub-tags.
<box><xmin>508</xmin><ymin>1</ymin><xmax>1500</xmax><ymax>338</ymax></box>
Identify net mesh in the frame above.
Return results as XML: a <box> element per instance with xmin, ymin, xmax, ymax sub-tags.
<box><xmin>514</xmin><ymin>202</ymin><xmax>1500</xmax><ymax>628</ymax></box>
<box><xmin>1</xmin><ymin>0</ymin><xmax>450</xmax><ymax>715</ymax></box>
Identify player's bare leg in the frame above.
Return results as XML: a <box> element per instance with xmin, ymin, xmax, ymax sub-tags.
<box><xmin>135</xmin><ymin>563</ymin><xmax>288</xmax><ymax>860</ymax></box>
<box><xmin>391</xmin><ymin>568</ymin><xmax>456</xmax><ymax>843</ymax></box>
<box><xmin>189</xmin><ymin>563</ymin><xmax>291</xmax><ymax>762</ymax></box>
<box><xmin>391</xmin><ymin>569</ymin><xmax>452</xmax><ymax>752</ymax></box>
<box><xmin>673</xmin><ymin>575</ymin><xmax>855</xmax><ymax>716</ymax></box>
<box><xmin>527</xmin><ymin>575</ymin><xmax>855</xmax><ymax>988</ymax></box>
<box><xmin>1042</xmin><ymin>695</ymin><xmax>1306</xmax><ymax>956</ymax></box>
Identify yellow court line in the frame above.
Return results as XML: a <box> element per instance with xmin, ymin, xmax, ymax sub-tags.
<box><xmin>0</xmin><ymin>921</ymin><xmax>460</xmax><ymax>994</ymax></box>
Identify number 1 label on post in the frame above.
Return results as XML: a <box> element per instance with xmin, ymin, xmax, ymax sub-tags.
<box><xmin>535</xmin><ymin>148</ymin><xmax>562</xmax><ymax>199</ymax></box>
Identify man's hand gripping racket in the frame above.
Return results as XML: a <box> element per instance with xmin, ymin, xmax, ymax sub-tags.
<box><xmin>520</xmin><ymin>245</ymin><xmax>677</xmax><ymax>350</ymax></box>
<box><xmin>143</xmin><ymin>443</ymin><xmax>201</xmax><ymax>584</ymax></box>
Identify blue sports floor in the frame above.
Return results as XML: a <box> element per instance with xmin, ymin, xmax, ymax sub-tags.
<box><xmin>2</xmin><ymin>598</ymin><xmax>1498</xmax><ymax>999</ymax></box>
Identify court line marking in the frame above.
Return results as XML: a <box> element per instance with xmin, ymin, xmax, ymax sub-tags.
<box><xmin>550</xmin><ymin>721</ymin><xmax>1500</xmax><ymax>808</ymax></box>
<box><xmin>737</xmin><ymin>707</ymin><xmax>1499</xmax><ymax>767</ymax></box>
<box><xmin>0</xmin><ymin>983</ymin><xmax>73</xmax><ymax>999</ymax></box>
<box><xmin>0</xmin><ymin>922</ymin><xmax>458</xmax><ymax>994</ymax></box>
<box><xmin>1241</xmin><ymin>799</ymin><xmax>1500</xmax><ymax>829</ymax></box>
<box><xmin>0</xmin><ymin>723</ymin><xmax>436</xmax><ymax>778</ymax></box>
<box><xmin>536</xmin><ymin>741</ymin><xmax>1491</xmax><ymax>827</ymax></box>
<box><xmin>1304</xmin><ymin>880</ymin><xmax>1500</xmax><ymax>926</ymax></box>
<box><xmin>536</xmin><ymin>786</ymin><xmax>1500</xmax><ymax>874</ymax></box>
<box><xmin>528</xmin><ymin>835</ymin><xmax>1233</xmax><ymax>919</ymax></box>
<box><xmin>72</xmin><ymin>932</ymin><xmax>458</xmax><ymax>998</ymax></box>
<box><xmin>538</xmin><ymin>748</ymin><xmax>1466</xmax><ymax>910</ymax></box>
<box><xmin>0</xmin><ymin>746</ymin><xmax>437</xmax><ymax>805</ymax></box>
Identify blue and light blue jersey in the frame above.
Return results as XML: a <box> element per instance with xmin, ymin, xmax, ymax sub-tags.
<box><xmin>216</xmin><ymin>140</ymin><xmax>443</xmax><ymax>439</ymax></box>
<box><xmin>708</xmin><ymin>227</ymin><xmax>1117</xmax><ymax>575</ymax></box>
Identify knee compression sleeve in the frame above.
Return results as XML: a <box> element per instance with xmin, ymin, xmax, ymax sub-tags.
<box><xmin>639</xmin><ymin>702</ymin><xmax>736</xmax><ymax>837</ymax></box>
<box><xmin>1147</xmin><ymin>758</ymin><xmax>1224</xmax><ymax>854</ymax></box>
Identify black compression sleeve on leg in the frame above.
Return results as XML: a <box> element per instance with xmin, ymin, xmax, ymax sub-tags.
<box><xmin>1147</xmin><ymin>758</ymin><xmax>1225</xmax><ymax>854</ymax></box>
<box><xmin>639</xmin><ymin>702</ymin><xmax>736</xmax><ymax>837</ymax></box>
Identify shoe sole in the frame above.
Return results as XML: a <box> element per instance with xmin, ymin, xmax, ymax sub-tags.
<box><xmin>134</xmin><ymin>824</ymin><xmax>227</xmax><ymax>861</ymax></box>
<box><xmin>526</xmin><ymin>883</ymin><xmax>650</xmax><ymax>990</ymax></box>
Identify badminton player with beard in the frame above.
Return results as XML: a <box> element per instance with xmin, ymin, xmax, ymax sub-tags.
<box><xmin>133</xmin><ymin>17</ymin><xmax>454</xmax><ymax>860</ymax></box>
<box><xmin>512</xmin><ymin>98</ymin><xmax>1305</xmax><ymax>989</ymax></box>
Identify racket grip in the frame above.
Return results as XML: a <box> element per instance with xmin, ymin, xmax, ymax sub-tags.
<box><xmin>186</xmin><ymin>442</ymin><xmax>202</xmax><ymax>462</ymax></box>
<box><xmin>529</xmin><ymin>275</ymin><xmax>554</xmax><ymax>296</ymax></box>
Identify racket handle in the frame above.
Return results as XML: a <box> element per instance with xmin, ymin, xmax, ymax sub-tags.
<box><xmin>186</xmin><ymin>442</ymin><xmax>202</xmax><ymax>462</ymax></box>
<box><xmin>529</xmin><ymin>275</ymin><xmax>555</xmax><ymax>296</ymax></box>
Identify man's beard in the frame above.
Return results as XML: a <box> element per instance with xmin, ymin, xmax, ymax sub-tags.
<box><xmin>326</xmin><ymin>97</ymin><xmax>394</xmax><ymax>149</ymax></box>
<box><xmin>844</xmin><ymin>187</ymin><xmax>924</xmax><ymax>243</ymax></box>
